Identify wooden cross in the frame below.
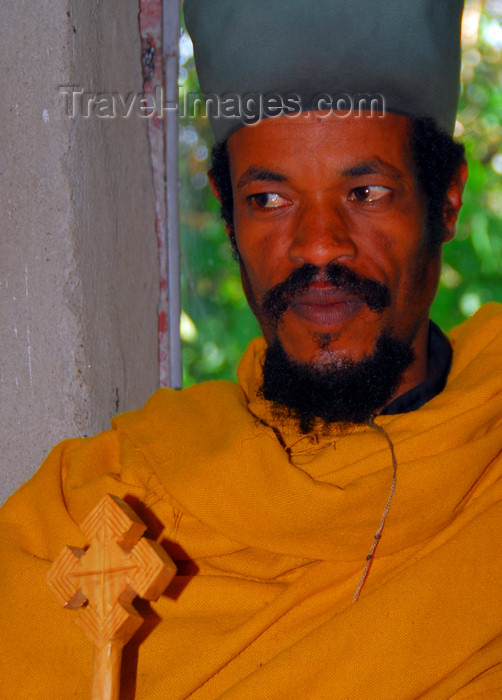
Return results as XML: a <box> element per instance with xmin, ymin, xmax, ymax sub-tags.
<box><xmin>46</xmin><ymin>494</ymin><xmax>177</xmax><ymax>700</ymax></box>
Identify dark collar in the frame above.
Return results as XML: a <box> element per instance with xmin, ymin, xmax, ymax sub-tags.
<box><xmin>380</xmin><ymin>321</ymin><xmax>452</xmax><ymax>415</ymax></box>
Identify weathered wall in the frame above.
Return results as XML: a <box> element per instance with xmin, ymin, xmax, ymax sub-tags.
<box><xmin>0</xmin><ymin>0</ymin><xmax>159</xmax><ymax>503</ymax></box>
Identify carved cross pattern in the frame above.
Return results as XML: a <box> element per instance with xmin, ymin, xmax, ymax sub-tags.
<box><xmin>46</xmin><ymin>494</ymin><xmax>177</xmax><ymax>700</ymax></box>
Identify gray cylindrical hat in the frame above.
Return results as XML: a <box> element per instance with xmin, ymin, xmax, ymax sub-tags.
<box><xmin>184</xmin><ymin>0</ymin><xmax>464</xmax><ymax>142</ymax></box>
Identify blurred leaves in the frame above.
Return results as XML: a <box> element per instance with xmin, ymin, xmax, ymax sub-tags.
<box><xmin>179</xmin><ymin>0</ymin><xmax>502</xmax><ymax>385</ymax></box>
<box><xmin>178</xmin><ymin>30</ymin><xmax>260</xmax><ymax>386</ymax></box>
<box><xmin>432</xmin><ymin>0</ymin><xmax>502</xmax><ymax>328</ymax></box>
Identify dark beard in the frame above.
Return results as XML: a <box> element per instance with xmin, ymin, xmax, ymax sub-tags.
<box><xmin>260</xmin><ymin>332</ymin><xmax>414</xmax><ymax>434</ymax></box>
<box><xmin>257</xmin><ymin>261</ymin><xmax>414</xmax><ymax>432</ymax></box>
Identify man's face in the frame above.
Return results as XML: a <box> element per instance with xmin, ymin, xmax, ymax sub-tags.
<box><xmin>227</xmin><ymin>112</ymin><xmax>444</xmax><ymax>400</ymax></box>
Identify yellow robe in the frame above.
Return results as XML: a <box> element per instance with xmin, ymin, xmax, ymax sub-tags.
<box><xmin>1</xmin><ymin>303</ymin><xmax>502</xmax><ymax>699</ymax></box>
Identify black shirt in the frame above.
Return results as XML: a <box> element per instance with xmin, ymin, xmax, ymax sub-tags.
<box><xmin>380</xmin><ymin>321</ymin><xmax>452</xmax><ymax>415</ymax></box>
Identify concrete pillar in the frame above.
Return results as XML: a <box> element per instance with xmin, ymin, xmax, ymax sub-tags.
<box><xmin>0</xmin><ymin>0</ymin><xmax>159</xmax><ymax>503</ymax></box>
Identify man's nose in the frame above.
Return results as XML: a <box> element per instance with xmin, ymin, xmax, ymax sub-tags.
<box><xmin>288</xmin><ymin>198</ymin><xmax>357</xmax><ymax>267</ymax></box>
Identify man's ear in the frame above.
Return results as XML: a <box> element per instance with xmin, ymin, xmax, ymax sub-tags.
<box><xmin>443</xmin><ymin>161</ymin><xmax>468</xmax><ymax>242</ymax></box>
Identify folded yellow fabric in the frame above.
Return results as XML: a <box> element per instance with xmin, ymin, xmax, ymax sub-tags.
<box><xmin>1</xmin><ymin>303</ymin><xmax>502</xmax><ymax>699</ymax></box>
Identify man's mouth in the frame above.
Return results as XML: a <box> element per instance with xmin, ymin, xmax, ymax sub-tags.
<box><xmin>260</xmin><ymin>263</ymin><xmax>390</xmax><ymax>327</ymax></box>
<box><xmin>289</xmin><ymin>284</ymin><xmax>365</xmax><ymax>328</ymax></box>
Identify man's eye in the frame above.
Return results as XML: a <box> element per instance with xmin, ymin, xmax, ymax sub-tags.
<box><xmin>349</xmin><ymin>186</ymin><xmax>390</xmax><ymax>203</ymax></box>
<box><xmin>248</xmin><ymin>193</ymin><xmax>290</xmax><ymax>209</ymax></box>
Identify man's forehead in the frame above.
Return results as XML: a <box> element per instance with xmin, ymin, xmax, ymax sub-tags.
<box><xmin>228</xmin><ymin>110</ymin><xmax>412</xmax><ymax>145</ymax></box>
<box><xmin>227</xmin><ymin>111</ymin><xmax>414</xmax><ymax>181</ymax></box>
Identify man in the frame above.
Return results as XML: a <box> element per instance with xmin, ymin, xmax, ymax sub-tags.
<box><xmin>1</xmin><ymin>1</ymin><xmax>502</xmax><ymax>698</ymax></box>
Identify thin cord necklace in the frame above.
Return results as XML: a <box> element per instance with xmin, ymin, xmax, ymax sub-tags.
<box><xmin>353</xmin><ymin>415</ymin><xmax>398</xmax><ymax>602</ymax></box>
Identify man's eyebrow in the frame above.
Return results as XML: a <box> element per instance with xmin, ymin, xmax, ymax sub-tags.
<box><xmin>341</xmin><ymin>159</ymin><xmax>403</xmax><ymax>179</ymax></box>
<box><xmin>236</xmin><ymin>167</ymin><xmax>287</xmax><ymax>189</ymax></box>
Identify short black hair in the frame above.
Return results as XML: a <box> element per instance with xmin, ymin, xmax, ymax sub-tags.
<box><xmin>208</xmin><ymin>137</ymin><xmax>233</xmax><ymax>232</ymax></box>
<box><xmin>409</xmin><ymin>117</ymin><xmax>466</xmax><ymax>250</ymax></box>
<box><xmin>208</xmin><ymin>116</ymin><xmax>466</xmax><ymax>250</ymax></box>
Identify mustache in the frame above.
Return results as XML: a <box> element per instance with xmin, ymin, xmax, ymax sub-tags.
<box><xmin>261</xmin><ymin>263</ymin><xmax>390</xmax><ymax>323</ymax></box>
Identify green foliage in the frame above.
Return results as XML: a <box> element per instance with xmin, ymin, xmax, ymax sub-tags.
<box><xmin>178</xmin><ymin>42</ymin><xmax>260</xmax><ymax>386</ymax></box>
<box><xmin>179</xmin><ymin>2</ymin><xmax>502</xmax><ymax>385</ymax></box>
<box><xmin>431</xmin><ymin>2</ymin><xmax>502</xmax><ymax>328</ymax></box>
